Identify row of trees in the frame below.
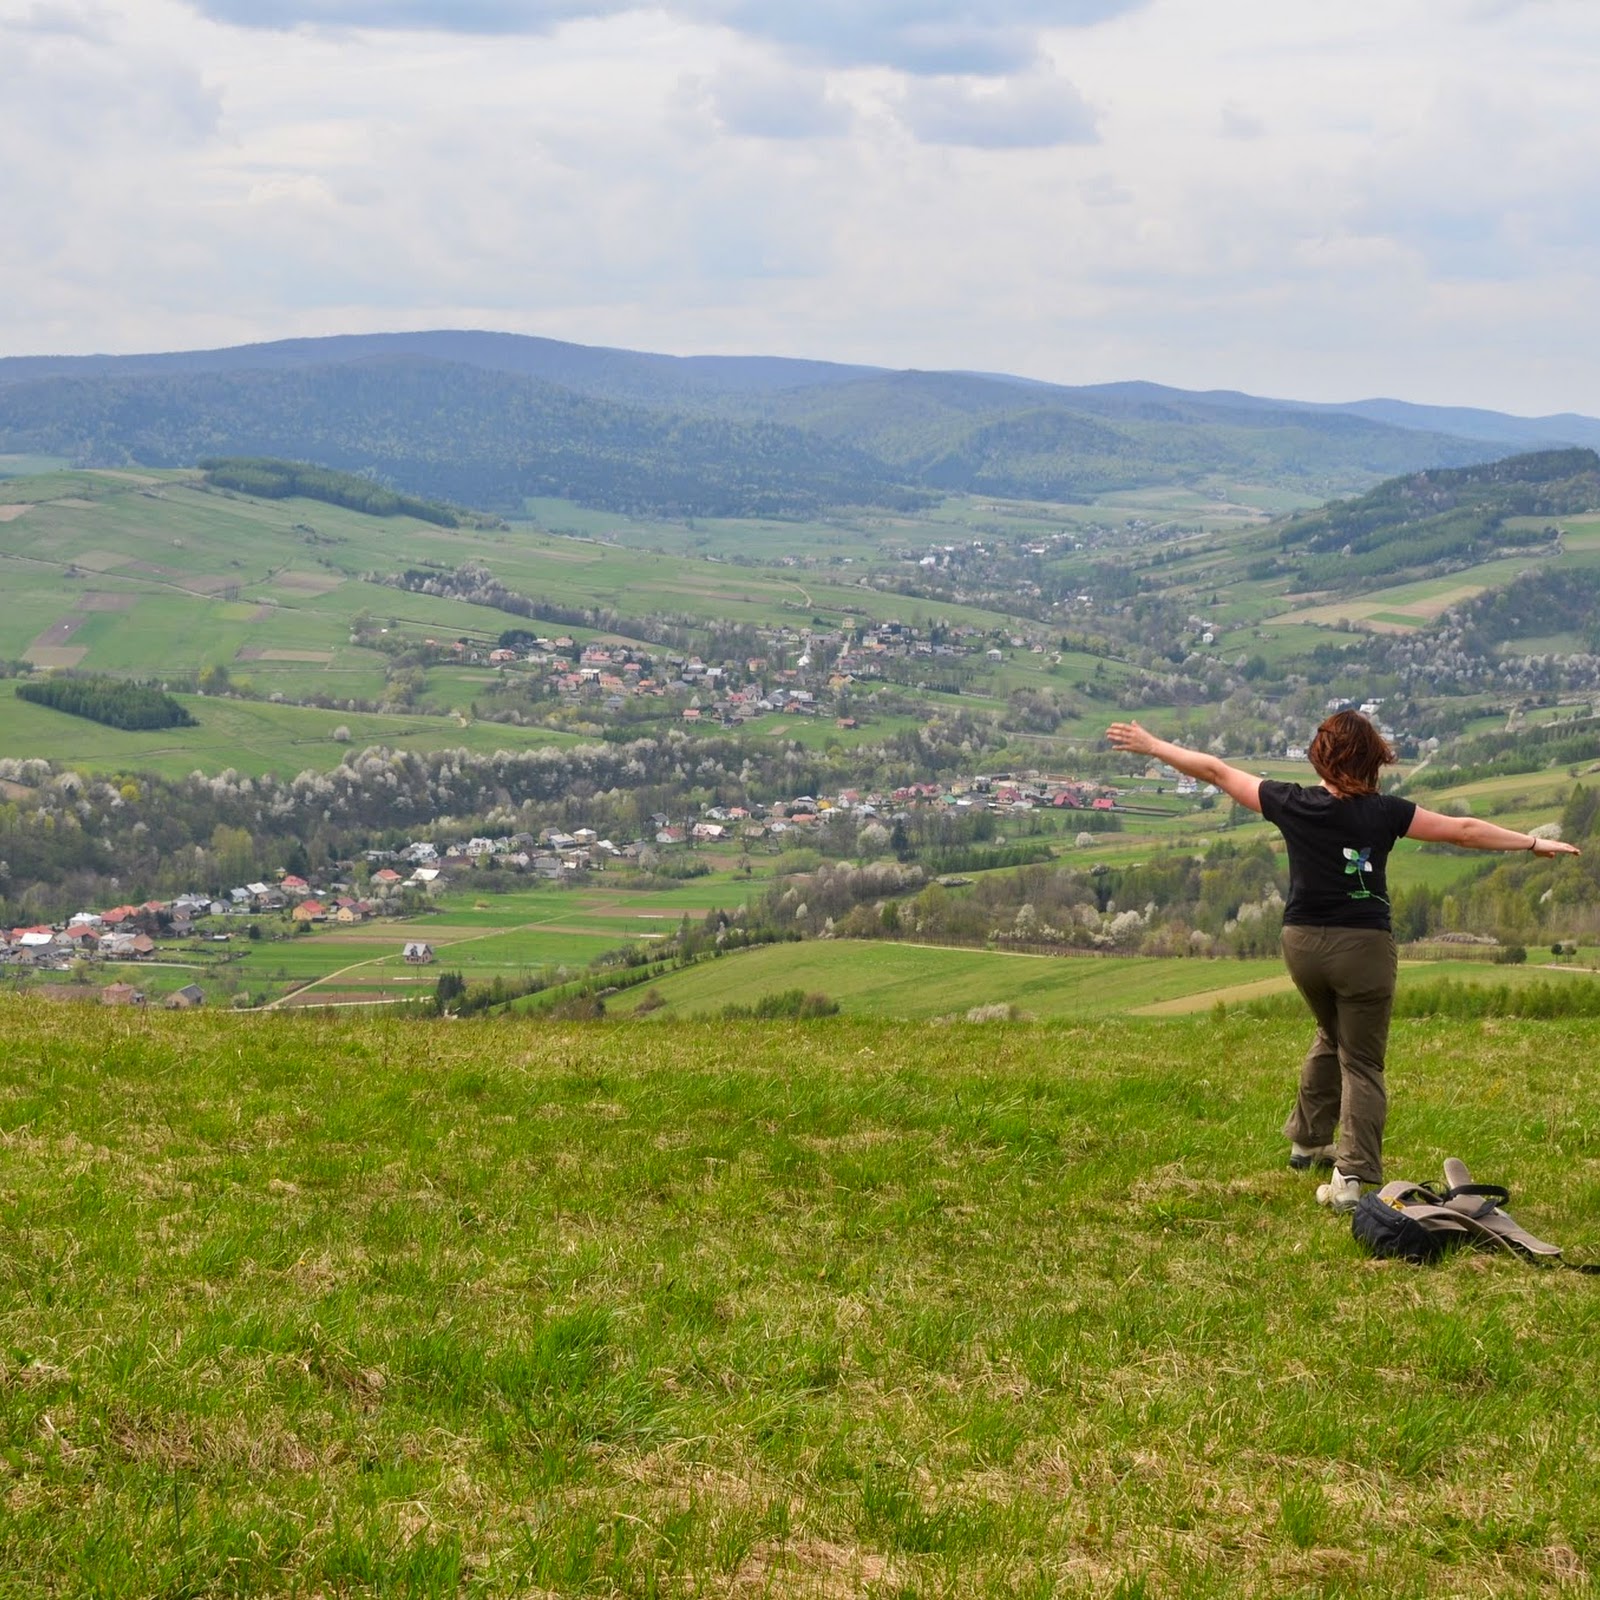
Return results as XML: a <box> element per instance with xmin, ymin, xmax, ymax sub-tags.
<box><xmin>200</xmin><ymin>457</ymin><xmax>460</xmax><ymax>525</ymax></box>
<box><xmin>0</xmin><ymin>709</ymin><xmax>1006</xmax><ymax>922</ymax></box>
<box><xmin>781</xmin><ymin>804</ymin><xmax>1600</xmax><ymax>957</ymax></box>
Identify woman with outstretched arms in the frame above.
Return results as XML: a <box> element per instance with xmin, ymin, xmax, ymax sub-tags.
<box><xmin>1106</xmin><ymin>711</ymin><xmax>1580</xmax><ymax>1210</ymax></box>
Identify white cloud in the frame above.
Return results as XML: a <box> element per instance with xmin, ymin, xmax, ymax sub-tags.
<box><xmin>1218</xmin><ymin>103</ymin><xmax>1263</xmax><ymax>140</ymax></box>
<box><xmin>0</xmin><ymin>0</ymin><xmax>1596</xmax><ymax>417</ymax></box>
<box><xmin>688</xmin><ymin>61</ymin><xmax>853</xmax><ymax>140</ymax></box>
<box><xmin>897</xmin><ymin>69</ymin><xmax>1098</xmax><ymax>148</ymax></box>
<box><xmin>186</xmin><ymin>0</ymin><xmax>1151</xmax><ymax>74</ymax></box>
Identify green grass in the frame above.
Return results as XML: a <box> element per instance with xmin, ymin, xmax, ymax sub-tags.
<box><xmin>4</xmin><ymin>1002</ymin><xmax>1600</xmax><ymax>1596</ymax></box>
<box><xmin>1261</xmin><ymin>553</ymin><xmax>1574</xmax><ymax>635</ymax></box>
<box><xmin>218</xmin><ymin>873</ymin><xmax>773</xmax><ymax>1006</ymax></box>
<box><xmin>0</xmin><ymin>683</ymin><xmax>580</xmax><ymax>779</ymax></box>
<box><xmin>614</xmin><ymin>941</ymin><xmax>1600</xmax><ymax>1021</ymax></box>
<box><xmin>619</xmin><ymin>943</ymin><xmax>1287</xmax><ymax>1019</ymax></box>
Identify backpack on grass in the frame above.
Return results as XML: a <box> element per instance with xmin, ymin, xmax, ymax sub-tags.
<box><xmin>1351</xmin><ymin>1160</ymin><xmax>1600</xmax><ymax>1272</ymax></box>
<box><xmin>1351</xmin><ymin>1186</ymin><xmax>1470</xmax><ymax>1264</ymax></box>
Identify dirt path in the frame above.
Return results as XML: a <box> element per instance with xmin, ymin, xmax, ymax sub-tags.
<box><xmin>1134</xmin><ymin>974</ymin><xmax>1297</xmax><ymax>1015</ymax></box>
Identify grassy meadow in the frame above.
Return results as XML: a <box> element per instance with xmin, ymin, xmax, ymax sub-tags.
<box><xmin>0</xmin><ymin>684</ymin><xmax>582</xmax><ymax>781</ymax></box>
<box><xmin>610</xmin><ymin>942</ymin><xmax>1600</xmax><ymax>1022</ymax></box>
<box><xmin>4</xmin><ymin>1001</ymin><xmax>1600</xmax><ymax>1597</ymax></box>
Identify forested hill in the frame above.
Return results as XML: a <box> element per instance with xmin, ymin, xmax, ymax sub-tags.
<box><xmin>0</xmin><ymin>360</ymin><xmax>918</xmax><ymax>518</ymax></box>
<box><xmin>1266</xmin><ymin>448</ymin><xmax>1600</xmax><ymax>588</ymax></box>
<box><xmin>2</xmin><ymin>330</ymin><xmax>1598</xmax><ymax>516</ymax></box>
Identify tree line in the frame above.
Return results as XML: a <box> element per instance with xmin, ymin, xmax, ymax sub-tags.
<box><xmin>200</xmin><ymin>457</ymin><xmax>460</xmax><ymax>525</ymax></box>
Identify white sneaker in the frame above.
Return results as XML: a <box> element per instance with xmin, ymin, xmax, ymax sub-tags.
<box><xmin>1316</xmin><ymin>1168</ymin><xmax>1363</xmax><ymax>1213</ymax></box>
<box><xmin>1289</xmin><ymin>1141</ymin><xmax>1337</xmax><ymax>1171</ymax></box>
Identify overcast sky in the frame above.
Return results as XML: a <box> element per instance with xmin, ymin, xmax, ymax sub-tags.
<box><xmin>3</xmin><ymin>0</ymin><xmax>1597</xmax><ymax>415</ymax></box>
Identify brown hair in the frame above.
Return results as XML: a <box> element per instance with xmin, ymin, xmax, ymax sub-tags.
<box><xmin>1308</xmin><ymin>710</ymin><xmax>1394</xmax><ymax>796</ymax></box>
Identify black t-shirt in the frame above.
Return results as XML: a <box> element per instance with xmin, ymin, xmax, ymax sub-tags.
<box><xmin>1258</xmin><ymin>781</ymin><xmax>1418</xmax><ymax>930</ymax></box>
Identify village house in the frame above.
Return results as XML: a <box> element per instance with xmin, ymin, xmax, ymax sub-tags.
<box><xmin>165</xmin><ymin>984</ymin><xmax>205</xmax><ymax>1010</ymax></box>
<box><xmin>402</xmin><ymin>942</ymin><xmax>435</xmax><ymax>964</ymax></box>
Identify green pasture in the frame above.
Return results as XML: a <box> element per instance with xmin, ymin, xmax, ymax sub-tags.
<box><xmin>5</xmin><ymin>1003</ymin><xmax>1600</xmax><ymax>1596</ymax></box>
<box><xmin>1204</xmin><ymin>479</ymin><xmax>1321</xmax><ymax>515</ymax></box>
<box><xmin>1263</xmin><ymin>552</ymin><xmax>1578</xmax><ymax>635</ymax></box>
<box><xmin>617</xmin><ymin>944</ymin><xmax>1289</xmax><ymax>1020</ymax></box>
<box><xmin>735</xmin><ymin>709</ymin><xmax>925</xmax><ymax>749</ymax></box>
<box><xmin>241</xmin><ymin>925</ymin><xmax>624</xmax><ymax>1004</ymax></box>
<box><xmin>1417</xmin><ymin>764</ymin><xmax>1592</xmax><ymax>827</ymax></box>
<box><xmin>522</xmin><ymin>484</ymin><xmax>1274</xmax><ymax>564</ymax></box>
<box><xmin>0</xmin><ymin>684</ymin><xmax>579</xmax><ymax>780</ymax></box>
<box><xmin>1217</xmin><ymin>620</ymin><xmax>1357</xmax><ymax>668</ymax></box>
<box><xmin>615</xmin><ymin>940</ymin><xmax>1600</xmax><ymax>1021</ymax></box>
<box><xmin>1386</xmin><ymin>846</ymin><xmax>1501</xmax><ymax>893</ymax></box>
<box><xmin>225</xmin><ymin>872</ymin><xmax>771</xmax><ymax>1004</ymax></box>
<box><xmin>1508</xmin><ymin>511</ymin><xmax>1600</xmax><ymax>551</ymax></box>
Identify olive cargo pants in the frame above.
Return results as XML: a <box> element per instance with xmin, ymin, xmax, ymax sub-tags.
<box><xmin>1279</xmin><ymin>925</ymin><xmax>1397</xmax><ymax>1186</ymax></box>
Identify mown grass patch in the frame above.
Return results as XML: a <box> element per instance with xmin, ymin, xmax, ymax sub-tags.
<box><xmin>3</xmin><ymin>1003</ymin><xmax>1599</xmax><ymax>1595</ymax></box>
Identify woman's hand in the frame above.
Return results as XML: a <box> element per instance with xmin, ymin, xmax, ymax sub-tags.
<box><xmin>1533</xmin><ymin>837</ymin><xmax>1582</xmax><ymax>857</ymax></box>
<box><xmin>1107</xmin><ymin>721</ymin><xmax>1157</xmax><ymax>757</ymax></box>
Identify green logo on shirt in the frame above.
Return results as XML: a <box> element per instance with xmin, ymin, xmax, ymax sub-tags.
<box><xmin>1343</xmin><ymin>846</ymin><xmax>1375</xmax><ymax>900</ymax></box>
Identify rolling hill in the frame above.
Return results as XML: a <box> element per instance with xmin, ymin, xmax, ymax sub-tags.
<box><xmin>4</xmin><ymin>331</ymin><xmax>1598</xmax><ymax>516</ymax></box>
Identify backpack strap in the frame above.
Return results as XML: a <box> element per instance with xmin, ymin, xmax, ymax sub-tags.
<box><xmin>1438</xmin><ymin>1182</ymin><xmax>1513</xmax><ymax>1219</ymax></box>
<box><xmin>1437</xmin><ymin>1181</ymin><xmax>1563</xmax><ymax>1259</ymax></box>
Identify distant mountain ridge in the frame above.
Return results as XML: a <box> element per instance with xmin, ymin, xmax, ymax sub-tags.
<box><xmin>1</xmin><ymin>330</ymin><xmax>1596</xmax><ymax>516</ymax></box>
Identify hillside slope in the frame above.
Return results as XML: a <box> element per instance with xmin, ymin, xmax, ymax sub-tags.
<box><xmin>6</xmin><ymin>331</ymin><xmax>1599</xmax><ymax>516</ymax></box>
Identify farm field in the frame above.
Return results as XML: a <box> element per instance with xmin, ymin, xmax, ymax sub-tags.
<box><xmin>0</xmin><ymin>468</ymin><xmax>1036</xmax><ymax>656</ymax></box>
<box><xmin>217</xmin><ymin>874</ymin><xmax>772</xmax><ymax>1007</ymax></box>
<box><xmin>612</xmin><ymin>939</ymin><xmax>1600</xmax><ymax>1021</ymax></box>
<box><xmin>523</xmin><ymin>482</ymin><xmax>1281</xmax><ymax>562</ymax></box>
<box><xmin>4</xmin><ymin>1003</ymin><xmax>1600</xmax><ymax>1596</ymax></box>
<box><xmin>0</xmin><ymin>683</ymin><xmax>580</xmax><ymax>780</ymax></box>
<box><xmin>1268</xmin><ymin>557</ymin><xmax>1560</xmax><ymax>633</ymax></box>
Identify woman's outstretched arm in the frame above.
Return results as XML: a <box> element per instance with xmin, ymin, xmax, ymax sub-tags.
<box><xmin>1106</xmin><ymin>721</ymin><xmax>1263</xmax><ymax>814</ymax></box>
<box><xmin>1407</xmin><ymin>807</ymin><xmax>1582</xmax><ymax>857</ymax></box>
